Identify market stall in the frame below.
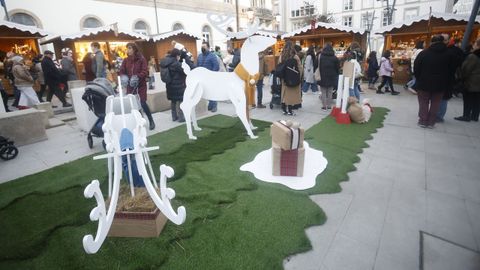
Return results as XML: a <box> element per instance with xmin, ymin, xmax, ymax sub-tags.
<box><xmin>282</xmin><ymin>22</ymin><xmax>367</xmax><ymax>58</ymax></box>
<box><xmin>40</xmin><ymin>25</ymin><xmax>149</xmax><ymax>81</ymax></box>
<box><xmin>0</xmin><ymin>20</ymin><xmax>48</xmax><ymax>94</ymax></box>
<box><xmin>147</xmin><ymin>29</ymin><xmax>200</xmax><ymax>61</ymax></box>
<box><xmin>228</xmin><ymin>30</ymin><xmax>285</xmax><ymax>73</ymax></box>
<box><xmin>376</xmin><ymin>12</ymin><xmax>480</xmax><ymax>84</ymax></box>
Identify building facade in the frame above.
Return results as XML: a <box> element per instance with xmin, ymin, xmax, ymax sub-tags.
<box><xmin>0</xmin><ymin>0</ymin><xmax>274</xmax><ymax>51</ymax></box>
<box><xmin>454</xmin><ymin>0</ymin><xmax>474</xmax><ymax>14</ymax></box>
<box><xmin>280</xmin><ymin>0</ymin><xmax>455</xmax><ymax>32</ymax></box>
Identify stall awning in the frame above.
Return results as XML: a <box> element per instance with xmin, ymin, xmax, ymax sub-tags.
<box><xmin>150</xmin><ymin>30</ymin><xmax>201</xmax><ymax>42</ymax></box>
<box><xmin>40</xmin><ymin>25</ymin><xmax>149</xmax><ymax>45</ymax></box>
<box><xmin>227</xmin><ymin>29</ymin><xmax>286</xmax><ymax>40</ymax></box>
<box><xmin>282</xmin><ymin>22</ymin><xmax>366</xmax><ymax>39</ymax></box>
<box><xmin>0</xmin><ymin>20</ymin><xmax>49</xmax><ymax>38</ymax></box>
<box><xmin>375</xmin><ymin>12</ymin><xmax>480</xmax><ymax>35</ymax></box>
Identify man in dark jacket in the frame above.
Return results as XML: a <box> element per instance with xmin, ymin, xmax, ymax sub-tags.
<box><xmin>455</xmin><ymin>38</ymin><xmax>480</xmax><ymax>122</ymax></box>
<box><xmin>41</xmin><ymin>50</ymin><xmax>71</xmax><ymax>107</ymax></box>
<box><xmin>318</xmin><ymin>44</ymin><xmax>340</xmax><ymax>110</ymax></box>
<box><xmin>414</xmin><ymin>35</ymin><xmax>453</xmax><ymax>128</ymax></box>
<box><xmin>160</xmin><ymin>48</ymin><xmax>186</xmax><ymax>122</ymax></box>
<box><xmin>197</xmin><ymin>41</ymin><xmax>219</xmax><ymax>112</ymax></box>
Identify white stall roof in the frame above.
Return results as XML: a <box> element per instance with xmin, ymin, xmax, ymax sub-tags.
<box><xmin>150</xmin><ymin>30</ymin><xmax>201</xmax><ymax>42</ymax></box>
<box><xmin>0</xmin><ymin>20</ymin><xmax>49</xmax><ymax>37</ymax></box>
<box><xmin>282</xmin><ymin>22</ymin><xmax>366</xmax><ymax>39</ymax></box>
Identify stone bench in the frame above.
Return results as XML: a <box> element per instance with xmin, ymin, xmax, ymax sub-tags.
<box><xmin>0</xmin><ymin>108</ymin><xmax>47</xmax><ymax>146</ymax></box>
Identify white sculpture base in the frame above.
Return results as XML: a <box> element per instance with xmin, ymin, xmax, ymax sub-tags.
<box><xmin>240</xmin><ymin>142</ymin><xmax>328</xmax><ymax>190</ymax></box>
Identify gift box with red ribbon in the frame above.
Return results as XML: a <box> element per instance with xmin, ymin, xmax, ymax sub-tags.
<box><xmin>270</xmin><ymin>120</ymin><xmax>305</xmax><ymax>150</ymax></box>
<box><xmin>272</xmin><ymin>142</ymin><xmax>305</xmax><ymax>177</ymax></box>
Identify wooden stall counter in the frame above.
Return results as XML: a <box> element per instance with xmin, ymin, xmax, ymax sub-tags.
<box><xmin>391</xmin><ymin>58</ymin><xmax>411</xmax><ymax>84</ymax></box>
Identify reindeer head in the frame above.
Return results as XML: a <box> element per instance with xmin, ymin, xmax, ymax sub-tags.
<box><xmin>239</xmin><ymin>35</ymin><xmax>276</xmax><ymax>75</ymax></box>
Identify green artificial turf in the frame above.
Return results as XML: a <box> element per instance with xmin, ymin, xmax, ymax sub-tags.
<box><xmin>0</xmin><ymin>109</ymin><xmax>387</xmax><ymax>269</ymax></box>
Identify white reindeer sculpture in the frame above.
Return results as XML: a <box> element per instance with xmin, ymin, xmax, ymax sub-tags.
<box><xmin>180</xmin><ymin>33</ymin><xmax>276</xmax><ymax>140</ymax></box>
<box><xmin>82</xmin><ymin>78</ymin><xmax>186</xmax><ymax>254</ymax></box>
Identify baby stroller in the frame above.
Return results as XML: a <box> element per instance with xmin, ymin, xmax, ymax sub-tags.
<box><xmin>82</xmin><ymin>78</ymin><xmax>115</xmax><ymax>149</ymax></box>
<box><xmin>0</xmin><ymin>136</ymin><xmax>18</xmax><ymax>160</ymax></box>
<box><xmin>269</xmin><ymin>72</ymin><xmax>282</xmax><ymax>109</ymax></box>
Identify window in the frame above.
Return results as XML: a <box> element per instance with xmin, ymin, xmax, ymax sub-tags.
<box><xmin>172</xmin><ymin>23</ymin><xmax>184</xmax><ymax>31</ymax></box>
<box><xmin>382</xmin><ymin>10</ymin><xmax>394</xmax><ymax>26</ymax></box>
<box><xmin>360</xmin><ymin>13</ymin><xmax>368</xmax><ymax>29</ymax></box>
<box><xmin>343</xmin><ymin>16</ymin><xmax>353</xmax><ymax>27</ymax></box>
<box><xmin>133</xmin><ymin>20</ymin><xmax>149</xmax><ymax>35</ymax></box>
<box><xmin>202</xmin><ymin>25</ymin><xmax>212</xmax><ymax>45</ymax></box>
<box><xmin>82</xmin><ymin>17</ymin><xmax>102</xmax><ymax>29</ymax></box>
<box><xmin>404</xmin><ymin>8</ymin><xmax>419</xmax><ymax>20</ymax></box>
<box><xmin>344</xmin><ymin>0</ymin><xmax>353</xmax><ymax>11</ymax></box>
<box><xmin>11</xmin><ymin>12</ymin><xmax>37</xmax><ymax>26</ymax></box>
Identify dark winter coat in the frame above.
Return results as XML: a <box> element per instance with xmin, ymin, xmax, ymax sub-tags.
<box><xmin>197</xmin><ymin>51</ymin><xmax>219</xmax><ymax>71</ymax></box>
<box><xmin>367</xmin><ymin>57</ymin><xmax>379</xmax><ymax>78</ymax></box>
<box><xmin>160</xmin><ymin>55</ymin><xmax>186</xmax><ymax>101</ymax></box>
<box><xmin>229</xmin><ymin>48</ymin><xmax>241</xmax><ymax>70</ymax></box>
<box><xmin>82</xmin><ymin>55</ymin><xmax>96</xmax><ymax>82</ymax></box>
<box><xmin>461</xmin><ymin>50</ymin><xmax>480</xmax><ymax>93</ymax></box>
<box><xmin>318</xmin><ymin>49</ymin><xmax>340</xmax><ymax>88</ymax></box>
<box><xmin>119</xmin><ymin>52</ymin><xmax>148</xmax><ymax>102</ymax></box>
<box><xmin>41</xmin><ymin>56</ymin><xmax>63</xmax><ymax>87</ymax></box>
<box><xmin>414</xmin><ymin>42</ymin><xmax>454</xmax><ymax>93</ymax></box>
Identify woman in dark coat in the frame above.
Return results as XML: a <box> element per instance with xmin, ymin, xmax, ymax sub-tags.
<box><xmin>318</xmin><ymin>44</ymin><xmax>339</xmax><ymax>110</ymax></box>
<box><xmin>160</xmin><ymin>48</ymin><xmax>186</xmax><ymax>122</ymax></box>
<box><xmin>82</xmin><ymin>52</ymin><xmax>96</xmax><ymax>82</ymax></box>
<box><xmin>119</xmin><ymin>42</ymin><xmax>155</xmax><ymax>130</ymax></box>
<box><xmin>367</xmin><ymin>51</ymin><xmax>379</xmax><ymax>89</ymax></box>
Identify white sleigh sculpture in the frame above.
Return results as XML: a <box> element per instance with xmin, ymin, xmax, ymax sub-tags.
<box><xmin>82</xmin><ymin>82</ymin><xmax>186</xmax><ymax>254</ymax></box>
<box><xmin>180</xmin><ymin>33</ymin><xmax>276</xmax><ymax>140</ymax></box>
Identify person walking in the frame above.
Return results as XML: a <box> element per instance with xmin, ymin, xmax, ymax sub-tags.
<box><xmin>32</xmin><ymin>54</ymin><xmax>46</xmax><ymax>102</ymax></box>
<box><xmin>278</xmin><ymin>40</ymin><xmax>302</xmax><ymax>115</ymax></box>
<box><xmin>301</xmin><ymin>45</ymin><xmax>318</xmax><ymax>94</ymax></box>
<box><xmin>148</xmin><ymin>56</ymin><xmax>157</xmax><ymax>89</ymax></box>
<box><xmin>60</xmin><ymin>48</ymin><xmax>77</xmax><ymax>81</ymax></box>
<box><xmin>41</xmin><ymin>50</ymin><xmax>72</xmax><ymax>107</ymax></box>
<box><xmin>377</xmin><ymin>50</ymin><xmax>399</xmax><ymax>95</ymax></box>
<box><xmin>366</xmin><ymin>51</ymin><xmax>379</xmax><ymax>89</ymax></box>
<box><xmin>318</xmin><ymin>44</ymin><xmax>340</xmax><ymax>111</ymax></box>
<box><xmin>405</xmin><ymin>41</ymin><xmax>424</xmax><ymax>94</ymax></box>
<box><xmin>197</xmin><ymin>41</ymin><xmax>219</xmax><ymax>112</ymax></box>
<box><xmin>91</xmin><ymin>42</ymin><xmax>106</xmax><ymax>78</ymax></box>
<box><xmin>160</xmin><ymin>48</ymin><xmax>187</xmax><ymax>122</ymax></box>
<box><xmin>119</xmin><ymin>42</ymin><xmax>156</xmax><ymax>130</ymax></box>
<box><xmin>255</xmin><ymin>51</ymin><xmax>268</xmax><ymax>108</ymax></box>
<box><xmin>455</xmin><ymin>38</ymin><xmax>480</xmax><ymax>122</ymax></box>
<box><xmin>414</xmin><ymin>35</ymin><xmax>454</xmax><ymax>128</ymax></box>
<box><xmin>11</xmin><ymin>56</ymin><xmax>40</xmax><ymax>109</ymax></box>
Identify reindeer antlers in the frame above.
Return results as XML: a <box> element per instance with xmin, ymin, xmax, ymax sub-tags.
<box><xmin>206</xmin><ymin>12</ymin><xmax>259</xmax><ymax>40</ymax></box>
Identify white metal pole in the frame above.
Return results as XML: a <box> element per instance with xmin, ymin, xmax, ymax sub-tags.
<box><xmin>341</xmin><ymin>77</ymin><xmax>350</xmax><ymax>114</ymax></box>
<box><xmin>335</xmin><ymin>74</ymin><xmax>344</xmax><ymax>108</ymax></box>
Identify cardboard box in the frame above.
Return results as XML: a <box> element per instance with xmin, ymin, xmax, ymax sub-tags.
<box><xmin>270</xmin><ymin>120</ymin><xmax>305</xmax><ymax>150</ymax></box>
<box><xmin>272</xmin><ymin>142</ymin><xmax>305</xmax><ymax>177</ymax></box>
<box><xmin>108</xmin><ymin>208</ymin><xmax>167</xmax><ymax>238</ymax></box>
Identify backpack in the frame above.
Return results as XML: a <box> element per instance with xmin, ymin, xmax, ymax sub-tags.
<box><xmin>160</xmin><ymin>66</ymin><xmax>172</xmax><ymax>84</ymax></box>
<box><xmin>283</xmin><ymin>58</ymin><xmax>301</xmax><ymax>87</ymax></box>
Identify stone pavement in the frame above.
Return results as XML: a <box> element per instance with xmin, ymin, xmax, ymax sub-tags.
<box><xmin>1</xmin><ymin>83</ymin><xmax>479</xmax><ymax>270</ymax></box>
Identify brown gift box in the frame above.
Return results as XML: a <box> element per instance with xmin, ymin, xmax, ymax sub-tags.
<box><xmin>272</xmin><ymin>142</ymin><xmax>305</xmax><ymax>177</ymax></box>
<box><xmin>270</xmin><ymin>120</ymin><xmax>305</xmax><ymax>150</ymax></box>
<box><xmin>107</xmin><ymin>187</ymin><xmax>168</xmax><ymax>238</ymax></box>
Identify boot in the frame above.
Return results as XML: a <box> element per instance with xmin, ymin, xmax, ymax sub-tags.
<box><xmin>149</xmin><ymin>119</ymin><xmax>156</xmax><ymax>130</ymax></box>
<box><xmin>281</xmin><ymin>103</ymin><xmax>288</xmax><ymax>115</ymax></box>
<box><xmin>171</xmin><ymin>101</ymin><xmax>178</xmax><ymax>121</ymax></box>
<box><xmin>176</xmin><ymin>102</ymin><xmax>185</xmax><ymax>122</ymax></box>
<box><xmin>391</xmin><ymin>90</ymin><xmax>400</xmax><ymax>95</ymax></box>
<box><xmin>376</xmin><ymin>87</ymin><xmax>384</xmax><ymax>94</ymax></box>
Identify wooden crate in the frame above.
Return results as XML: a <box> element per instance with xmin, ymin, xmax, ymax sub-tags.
<box><xmin>108</xmin><ymin>208</ymin><xmax>167</xmax><ymax>238</ymax></box>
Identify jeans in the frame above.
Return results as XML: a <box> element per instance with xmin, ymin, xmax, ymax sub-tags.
<box><xmin>368</xmin><ymin>75</ymin><xmax>378</xmax><ymax>85</ymax></box>
<box><xmin>462</xmin><ymin>91</ymin><xmax>480</xmax><ymax>121</ymax></box>
<box><xmin>208</xmin><ymin>100</ymin><xmax>217</xmax><ymax>111</ymax></box>
<box><xmin>256</xmin><ymin>79</ymin><xmax>263</xmax><ymax>105</ymax></box>
<box><xmin>406</xmin><ymin>76</ymin><xmax>416</xmax><ymax>89</ymax></box>
<box><xmin>320</xmin><ymin>86</ymin><xmax>333</xmax><ymax>108</ymax></box>
<box><xmin>436</xmin><ymin>99</ymin><xmax>448</xmax><ymax>120</ymax></box>
<box><xmin>349</xmin><ymin>81</ymin><xmax>360</xmax><ymax>101</ymax></box>
<box><xmin>301</xmin><ymin>81</ymin><xmax>318</xmax><ymax>93</ymax></box>
<box><xmin>417</xmin><ymin>90</ymin><xmax>443</xmax><ymax>126</ymax></box>
<box><xmin>46</xmin><ymin>83</ymin><xmax>68</xmax><ymax>105</ymax></box>
<box><xmin>378</xmin><ymin>76</ymin><xmax>395</xmax><ymax>93</ymax></box>
<box><xmin>148</xmin><ymin>76</ymin><xmax>154</xmax><ymax>89</ymax></box>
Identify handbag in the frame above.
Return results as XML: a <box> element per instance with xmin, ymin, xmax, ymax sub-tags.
<box><xmin>314</xmin><ymin>55</ymin><xmax>321</xmax><ymax>82</ymax></box>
